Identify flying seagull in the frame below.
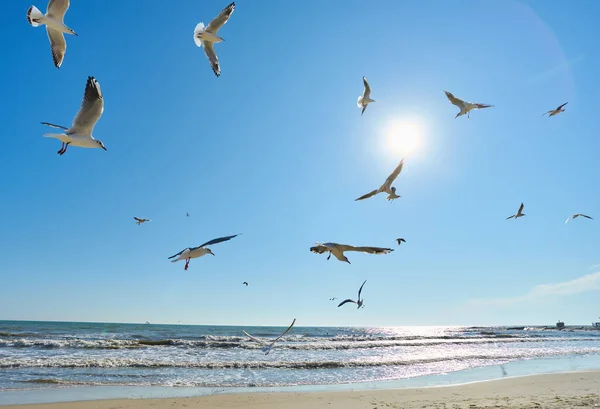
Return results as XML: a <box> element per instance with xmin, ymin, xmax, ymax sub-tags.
<box><xmin>41</xmin><ymin>76</ymin><xmax>106</xmax><ymax>155</ymax></box>
<box><xmin>193</xmin><ymin>2</ymin><xmax>235</xmax><ymax>77</ymax></box>
<box><xmin>543</xmin><ymin>102</ymin><xmax>568</xmax><ymax>117</ymax></box>
<box><xmin>27</xmin><ymin>0</ymin><xmax>77</xmax><ymax>68</ymax></box>
<box><xmin>506</xmin><ymin>203</ymin><xmax>526</xmax><ymax>220</ymax></box>
<box><xmin>444</xmin><ymin>90</ymin><xmax>493</xmax><ymax>119</ymax></box>
<box><xmin>168</xmin><ymin>234</ymin><xmax>240</xmax><ymax>270</ymax></box>
<box><xmin>356</xmin><ymin>158</ymin><xmax>404</xmax><ymax>201</ymax></box>
<box><xmin>310</xmin><ymin>242</ymin><xmax>393</xmax><ymax>264</ymax></box>
<box><xmin>186</xmin><ymin>213</ymin><xmax>190</xmax><ymax>217</ymax></box>
<box><xmin>329</xmin><ymin>297</ymin><xmax>337</xmax><ymax>301</ymax></box>
<box><xmin>396</xmin><ymin>238</ymin><xmax>406</xmax><ymax>246</ymax></box>
<box><xmin>243</xmin><ymin>318</ymin><xmax>296</xmax><ymax>355</ymax></box>
<box><xmin>357</xmin><ymin>76</ymin><xmax>375</xmax><ymax>116</ymax></box>
<box><xmin>338</xmin><ymin>280</ymin><xmax>367</xmax><ymax>309</ymax></box>
<box><xmin>242</xmin><ymin>281</ymin><xmax>248</xmax><ymax>286</ymax></box>
<box><xmin>565</xmin><ymin>214</ymin><xmax>593</xmax><ymax>224</ymax></box>
<box><xmin>134</xmin><ymin>217</ymin><xmax>151</xmax><ymax>225</ymax></box>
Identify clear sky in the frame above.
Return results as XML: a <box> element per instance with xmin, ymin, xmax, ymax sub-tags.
<box><xmin>1</xmin><ymin>0</ymin><xmax>600</xmax><ymax>327</ymax></box>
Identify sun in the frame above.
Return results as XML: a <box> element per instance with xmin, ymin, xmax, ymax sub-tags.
<box><xmin>384</xmin><ymin>120</ymin><xmax>423</xmax><ymax>157</ymax></box>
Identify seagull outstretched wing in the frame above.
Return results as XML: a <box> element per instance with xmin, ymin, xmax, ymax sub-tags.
<box><xmin>337</xmin><ymin>299</ymin><xmax>356</xmax><ymax>307</ymax></box>
<box><xmin>198</xmin><ymin>234</ymin><xmax>240</xmax><ymax>248</ymax></box>
<box><xmin>206</xmin><ymin>2</ymin><xmax>235</xmax><ymax>34</ymax></box>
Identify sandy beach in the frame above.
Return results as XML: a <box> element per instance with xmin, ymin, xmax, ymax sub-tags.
<box><xmin>2</xmin><ymin>371</ymin><xmax>599</xmax><ymax>409</ymax></box>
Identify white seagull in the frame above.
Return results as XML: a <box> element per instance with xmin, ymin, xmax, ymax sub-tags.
<box><xmin>357</xmin><ymin>76</ymin><xmax>375</xmax><ymax>116</ymax></box>
<box><xmin>168</xmin><ymin>234</ymin><xmax>240</xmax><ymax>270</ymax></box>
<box><xmin>134</xmin><ymin>217</ymin><xmax>151</xmax><ymax>225</ymax></box>
<box><xmin>543</xmin><ymin>102</ymin><xmax>568</xmax><ymax>117</ymax></box>
<box><xmin>444</xmin><ymin>90</ymin><xmax>493</xmax><ymax>119</ymax></box>
<box><xmin>356</xmin><ymin>158</ymin><xmax>404</xmax><ymax>201</ymax></box>
<box><xmin>41</xmin><ymin>76</ymin><xmax>106</xmax><ymax>155</ymax></box>
<box><xmin>27</xmin><ymin>0</ymin><xmax>77</xmax><ymax>68</ymax></box>
<box><xmin>193</xmin><ymin>2</ymin><xmax>235</xmax><ymax>77</ymax></box>
<box><xmin>565</xmin><ymin>213</ymin><xmax>593</xmax><ymax>224</ymax></box>
<box><xmin>310</xmin><ymin>242</ymin><xmax>393</xmax><ymax>264</ymax></box>
<box><xmin>338</xmin><ymin>280</ymin><xmax>367</xmax><ymax>309</ymax></box>
<box><xmin>506</xmin><ymin>203</ymin><xmax>526</xmax><ymax>220</ymax></box>
<box><xmin>243</xmin><ymin>319</ymin><xmax>296</xmax><ymax>355</ymax></box>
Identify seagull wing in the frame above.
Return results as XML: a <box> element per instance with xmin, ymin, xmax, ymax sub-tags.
<box><xmin>168</xmin><ymin>248</ymin><xmax>190</xmax><ymax>260</ymax></box>
<box><xmin>341</xmin><ymin>245</ymin><xmax>393</xmax><ymax>255</ymax></box>
<box><xmin>46</xmin><ymin>0</ymin><xmax>69</xmax><ymax>20</ymax></box>
<box><xmin>557</xmin><ymin>102</ymin><xmax>568</xmax><ymax>110</ymax></box>
<box><xmin>444</xmin><ymin>90</ymin><xmax>465</xmax><ymax>108</ymax></box>
<box><xmin>355</xmin><ymin>189</ymin><xmax>379</xmax><ymax>201</ymax></box>
<box><xmin>578</xmin><ymin>214</ymin><xmax>593</xmax><ymax>219</ymax></box>
<box><xmin>310</xmin><ymin>245</ymin><xmax>329</xmax><ymax>255</ymax></box>
<box><xmin>271</xmin><ymin>319</ymin><xmax>296</xmax><ymax>344</ymax></box>
<box><xmin>357</xmin><ymin>280</ymin><xmax>367</xmax><ymax>300</ymax></box>
<box><xmin>337</xmin><ymin>299</ymin><xmax>356</xmax><ymax>307</ymax></box>
<box><xmin>506</xmin><ymin>215</ymin><xmax>516</xmax><ymax>220</ymax></box>
<box><xmin>242</xmin><ymin>331</ymin><xmax>267</xmax><ymax>345</ymax></box>
<box><xmin>474</xmin><ymin>103</ymin><xmax>493</xmax><ymax>109</ymax></box>
<box><xmin>202</xmin><ymin>42</ymin><xmax>221</xmax><ymax>77</ymax></box>
<box><xmin>70</xmin><ymin>77</ymin><xmax>104</xmax><ymax>136</ymax></box>
<box><xmin>46</xmin><ymin>28</ymin><xmax>66</xmax><ymax>68</ymax></box>
<box><xmin>382</xmin><ymin>159</ymin><xmax>405</xmax><ymax>189</ymax></box>
<box><xmin>363</xmin><ymin>77</ymin><xmax>371</xmax><ymax>99</ymax></box>
<box><xmin>565</xmin><ymin>216</ymin><xmax>572</xmax><ymax>224</ymax></box>
<box><xmin>518</xmin><ymin>202</ymin><xmax>525</xmax><ymax>214</ymax></box>
<box><xmin>205</xmin><ymin>2</ymin><xmax>235</xmax><ymax>34</ymax></box>
<box><xmin>198</xmin><ymin>234</ymin><xmax>240</xmax><ymax>248</ymax></box>
<box><xmin>41</xmin><ymin>122</ymin><xmax>69</xmax><ymax>130</ymax></box>
<box><xmin>133</xmin><ymin>217</ymin><xmax>143</xmax><ymax>222</ymax></box>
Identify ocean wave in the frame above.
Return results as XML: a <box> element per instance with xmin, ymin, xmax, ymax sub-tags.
<box><xmin>2</xmin><ymin>349</ymin><xmax>599</xmax><ymax>369</ymax></box>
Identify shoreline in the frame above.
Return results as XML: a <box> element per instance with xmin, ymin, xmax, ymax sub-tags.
<box><xmin>1</xmin><ymin>371</ymin><xmax>599</xmax><ymax>408</ymax></box>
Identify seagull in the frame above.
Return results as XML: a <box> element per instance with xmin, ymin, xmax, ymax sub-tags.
<box><xmin>444</xmin><ymin>90</ymin><xmax>493</xmax><ymax>119</ymax></box>
<box><xmin>310</xmin><ymin>242</ymin><xmax>393</xmax><ymax>264</ymax></box>
<box><xmin>168</xmin><ymin>234</ymin><xmax>240</xmax><ymax>270</ymax></box>
<box><xmin>27</xmin><ymin>0</ymin><xmax>77</xmax><ymax>68</ymax></box>
<box><xmin>543</xmin><ymin>102</ymin><xmax>568</xmax><ymax>117</ymax></box>
<box><xmin>357</xmin><ymin>76</ymin><xmax>375</xmax><ymax>116</ymax></box>
<box><xmin>338</xmin><ymin>280</ymin><xmax>367</xmax><ymax>309</ymax></box>
<box><xmin>565</xmin><ymin>214</ymin><xmax>593</xmax><ymax>224</ymax></box>
<box><xmin>329</xmin><ymin>297</ymin><xmax>337</xmax><ymax>301</ymax></box>
<box><xmin>396</xmin><ymin>238</ymin><xmax>406</xmax><ymax>246</ymax></box>
<box><xmin>186</xmin><ymin>213</ymin><xmax>190</xmax><ymax>217</ymax></box>
<box><xmin>193</xmin><ymin>2</ymin><xmax>235</xmax><ymax>77</ymax></box>
<box><xmin>242</xmin><ymin>281</ymin><xmax>248</xmax><ymax>286</ymax></box>
<box><xmin>134</xmin><ymin>217</ymin><xmax>151</xmax><ymax>225</ymax></box>
<box><xmin>356</xmin><ymin>159</ymin><xmax>404</xmax><ymax>201</ymax></box>
<box><xmin>506</xmin><ymin>203</ymin><xmax>526</xmax><ymax>220</ymax></box>
<box><xmin>243</xmin><ymin>318</ymin><xmax>296</xmax><ymax>355</ymax></box>
<box><xmin>41</xmin><ymin>76</ymin><xmax>106</xmax><ymax>155</ymax></box>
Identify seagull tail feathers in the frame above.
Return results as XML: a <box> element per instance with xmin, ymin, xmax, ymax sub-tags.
<box><xmin>27</xmin><ymin>6</ymin><xmax>45</xmax><ymax>27</ymax></box>
<box><xmin>193</xmin><ymin>22</ymin><xmax>205</xmax><ymax>47</ymax></box>
<box><xmin>357</xmin><ymin>96</ymin><xmax>364</xmax><ymax>108</ymax></box>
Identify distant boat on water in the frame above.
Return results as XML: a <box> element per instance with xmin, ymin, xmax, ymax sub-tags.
<box><xmin>593</xmin><ymin>318</ymin><xmax>600</xmax><ymax>328</ymax></box>
<box><xmin>556</xmin><ymin>320</ymin><xmax>565</xmax><ymax>329</ymax></box>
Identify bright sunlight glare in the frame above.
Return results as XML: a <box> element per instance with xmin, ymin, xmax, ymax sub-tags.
<box><xmin>383</xmin><ymin>120</ymin><xmax>423</xmax><ymax>158</ymax></box>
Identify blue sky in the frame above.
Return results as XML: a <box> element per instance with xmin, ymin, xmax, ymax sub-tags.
<box><xmin>1</xmin><ymin>0</ymin><xmax>600</xmax><ymax>327</ymax></box>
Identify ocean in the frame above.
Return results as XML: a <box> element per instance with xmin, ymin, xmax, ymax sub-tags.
<box><xmin>1</xmin><ymin>320</ymin><xmax>600</xmax><ymax>393</ymax></box>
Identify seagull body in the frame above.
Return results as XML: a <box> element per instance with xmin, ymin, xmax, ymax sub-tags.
<box><xmin>27</xmin><ymin>0</ymin><xmax>77</xmax><ymax>68</ymax></box>
<box><xmin>338</xmin><ymin>280</ymin><xmax>367</xmax><ymax>309</ymax></box>
<box><xmin>310</xmin><ymin>242</ymin><xmax>393</xmax><ymax>264</ymax></box>
<box><xmin>444</xmin><ymin>91</ymin><xmax>493</xmax><ymax>119</ymax></box>
<box><xmin>243</xmin><ymin>319</ymin><xmax>296</xmax><ymax>355</ymax></box>
<box><xmin>41</xmin><ymin>76</ymin><xmax>106</xmax><ymax>155</ymax></box>
<box><xmin>565</xmin><ymin>213</ymin><xmax>593</xmax><ymax>224</ymax></box>
<box><xmin>134</xmin><ymin>217</ymin><xmax>151</xmax><ymax>225</ymax></box>
<box><xmin>168</xmin><ymin>234</ymin><xmax>239</xmax><ymax>270</ymax></box>
<box><xmin>357</xmin><ymin>77</ymin><xmax>375</xmax><ymax>116</ymax></box>
<box><xmin>356</xmin><ymin>159</ymin><xmax>404</xmax><ymax>201</ymax></box>
<box><xmin>506</xmin><ymin>203</ymin><xmax>526</xmax><ymax>220</ymax></box>
<box><xmin>193</xmin><ymin>2</ymin><xmax>235</xmax><ymax>77</ymax></box>
<box><xmin>543</xmin><ymin>102</ymin><xmax>568</xmax><ymax>117</ymax></box>
<box><xmin>396</xmin><ymin>238</ymin><xmax>406</xmax><ymax>246</ymax></box>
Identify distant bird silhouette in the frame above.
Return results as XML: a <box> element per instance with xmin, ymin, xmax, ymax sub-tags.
<box><xmin>329</xmin><ymin>297</ymin><xmax>337</xmax><ymax>301</ymax></box>
<box><xmin>186</xmin><ymin>212</ymin><xmax>190</xmax><ymax>217</ymax></box>
<box><xmin>506</xmin><ymin>203</ymin><xmax>526</xmax><ymax>220</ymax></box>
<box><xmin>356</xmin><ymin>159</ymin><xmax>404</xmax><ymax>202</ymax></box>
<box><xmin>357</xmin><ymin>76</ymin><xmax>375</xmax><ymax>116</ymax></box>
<box><xmin>565</xmin><ymin>213</ymin><xmax>593</xmax><ymax>224</ymax></box>
<box><xmin>444</xmin><ymin>90</ymin><xmax>493</xmax><ymax>119</ymax></box>
<box><xmin>338</xmin><ymin>280</ymin><xmax>367</xmax><ymax>309</ymax></box>
<box><xmin>243</xmin><ymin>318</ymin><xmax>296</xmax><ymax>355</ymax></box>
<box><xmin>396</xmin><ymin>238</ymin><xmax>406</xmax><ymax>246</ymax></box>
<box><xmin>134</xmin><ymin>217</ymin><xmax>151</xmax><ymax>225</ymax></box>
<box><xmin>242</xmin><ymin>281</ymin><xmax>248</xmax><ymax>286</ymax></box>
<box><xmin>168</xmin><ymin>234</ymin><xmax>240</xmax><ymax>270</ymax></box>
<box><xmin>310</xmin><ymin>242</ymin><xmax>393</xmax><ymax>264</ymax></box>
<box><xmin>543</xmin><ymin>102</ymin><xmax>568</xmax><ymax>117</ymax></box>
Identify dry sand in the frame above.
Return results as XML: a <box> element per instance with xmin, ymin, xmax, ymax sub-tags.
<box><xmin>2</xmin><ymin>371</ymin><xmax>599</xmax><ymax>409</ymax></box>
